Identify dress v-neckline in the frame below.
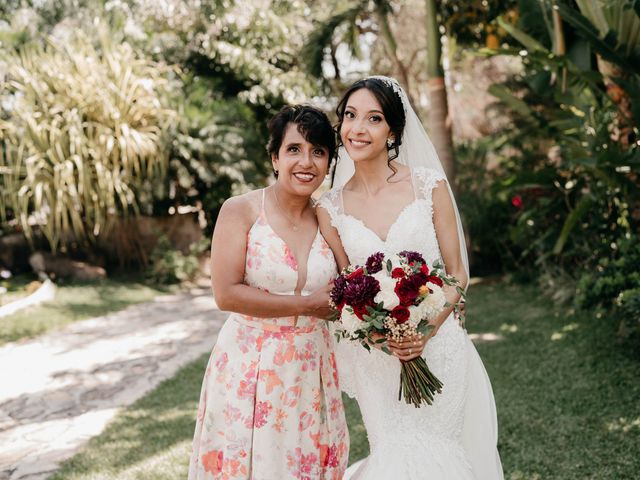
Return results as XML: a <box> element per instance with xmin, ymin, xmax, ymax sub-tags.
<box><xmin>340</xmin><ymin>198</ymin><xmax>421</xmax><ymax>243</ymax></box>
<box><xmin>338</xmin><ymin>171</ymin><xmax>422</xmax><ymax>243</ymax></box>
<box><xmin>255</xmin><ymin>189</ymin><xmax>320</xmax><ymax>294</ymax></box>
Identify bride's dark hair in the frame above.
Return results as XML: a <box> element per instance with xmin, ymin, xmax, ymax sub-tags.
<box><xmin>333</xmin><ymin>77</ymin><xmax>406</xmax><ymax>182</ymax></box>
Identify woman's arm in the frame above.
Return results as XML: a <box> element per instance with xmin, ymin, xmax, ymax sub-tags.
<box><xmin>211</xmin><ymin>195</ymin><xmax>332</xmax><ymax>318</ymax></box>
<box><xmin>316</xmin><ymin>205</ymin><xmax>350</xmax><ymax>271</ymax></box>
<box><xmin>389</xmin><ymin>179</ymin><xmax>468</xmax><ymax>361</ymax></box>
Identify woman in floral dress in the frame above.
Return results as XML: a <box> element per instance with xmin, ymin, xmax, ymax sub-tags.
<box><xmin>188</xmin><ymin>105</ymin><xmax>349</xmax><ymax>480</ymax></box>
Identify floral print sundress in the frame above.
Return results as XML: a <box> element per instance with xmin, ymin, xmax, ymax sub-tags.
<box><xmin>188</xmin><ymin>189</ymin><xmax>349</xmax><ymax>480</ymax></box>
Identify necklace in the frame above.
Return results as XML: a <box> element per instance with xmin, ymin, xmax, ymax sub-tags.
<box><xmin>273</xmin><ymin>187</ymin><xmax>304</xmax><ymax>232</ymax></box>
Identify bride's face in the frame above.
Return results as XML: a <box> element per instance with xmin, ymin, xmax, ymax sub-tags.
<box><xmin>340</xmin><ymin>88</ymin><xmax>392</xmax><ymax>165</ymax></box>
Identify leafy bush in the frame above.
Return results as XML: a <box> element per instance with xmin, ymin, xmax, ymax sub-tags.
<box><xmin>456</xmin><ymin>140</ymin><xmax>521</xmax><ymax>277</ymax></box>
<box><xmin>0</xmin><ymin>27</ymin><xmax>177</xmax><ymax>253</ymax></box>
<box><xmin>575</xmin><ymin>237</ymin><xmax>640</xmax><ymax>333</ymax></box>
<box><xmin>147</xmin><ymin>236</ymin><xmax>207</xmax><ymax>285</ymax></box>
<box><xmin>476</xmin><ymin>1</ymin><xmax>639</xmax><ymax>305</ymax></box>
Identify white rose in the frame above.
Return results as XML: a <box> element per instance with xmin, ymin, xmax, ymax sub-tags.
<box><xmin>339</xmin><ymin>308</ymin><xmax>362</xmax><ymax>337</ymax></box>
<box><xmin>408</xmin><ymin>304</ymin><xmax>423</xmax><ymax>327</ymax></box>
<box><xmin>372</xmin><ymin>271</ymin><xmax>400</xmax><ymax>310</ymax></box>
<box><xmin>409</xmin><ymin>285</ymin><xmax>447</xmax><ymax>326</ymax></box>
<box><xmin>423</xmin><ymin>285</ymin><xmax>447</xmax><ymax>319</ymax></box>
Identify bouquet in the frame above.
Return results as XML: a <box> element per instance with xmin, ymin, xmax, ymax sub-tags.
<box><xmin>330</xmin><ymin>250</ymin><xmax>465</xmax><ymax>407</ymax></box>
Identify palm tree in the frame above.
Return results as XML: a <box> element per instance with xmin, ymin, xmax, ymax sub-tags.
<box><xmin>425</xmin><ymin>0</ymin><xmax>456</xmax><ymax>184</ymax></box>
<box><xmin>302</xmin><ymin>0</ymin><xmax>411</xmax><ymax>91</ymax></box>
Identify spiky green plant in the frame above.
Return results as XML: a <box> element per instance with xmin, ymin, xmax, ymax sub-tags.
<box><xmin>0</xmin><ymin>30</ymin><xmax>177</xmax><ymax>253</ymax></box>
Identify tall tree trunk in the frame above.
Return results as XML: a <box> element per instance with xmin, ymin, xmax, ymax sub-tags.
<box><xmin>425</xmin><ymin>0</ymin><xmax>456</xmax><ymax>185</ymax></box>
<box><xmin>376</xmin><ymin>7</ymin><xmax>412</xmax><ymax>100</ymax></box>
<box><xmin>551</xmin><ymin>2</ymin><xmax>567</xmax><ymax>92</ymax></box>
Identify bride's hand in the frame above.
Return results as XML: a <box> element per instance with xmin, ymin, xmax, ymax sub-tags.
<box><xmin>387</xmin><ymin>334</ymin><xmax>429</xmax><ymax>362</ymax></box>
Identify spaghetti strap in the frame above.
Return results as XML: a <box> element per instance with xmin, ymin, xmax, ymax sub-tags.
<box><xmin>261</xmin><ymin>188</ymin><xmax>266</xmax><ymax>213</ymax></box>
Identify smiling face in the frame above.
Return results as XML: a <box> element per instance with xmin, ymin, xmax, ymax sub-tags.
<box><xmin>272</xmin><ymin>123</ymin><xmax>330</xmax><ymax>195</ymax></box>
<box><xmin>340</xmin><ymin>88</ymin><xmax>394</xmax><ymax>165</ymax></box>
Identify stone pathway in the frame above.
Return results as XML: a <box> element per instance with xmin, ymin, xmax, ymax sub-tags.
<box><xmin>0</xmin><ymin>287</ymin><xmax>226</xmax><ymax>480</ymax></box>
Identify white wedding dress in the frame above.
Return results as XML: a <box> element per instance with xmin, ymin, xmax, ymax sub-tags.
<box><xmin>319</xmin><ymin>166</ymin><xmax>503</xmax><ymax>480</ymax></box>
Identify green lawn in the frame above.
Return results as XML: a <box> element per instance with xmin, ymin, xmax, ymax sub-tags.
<box><xmin>0</xmin><ymin>275</ymin><xmax>177</xmax><ymax>345</ymax></box>
<box><xmin>53</xmin><ymin>282</ymin><xmax>640</xmax><ymax>479</ymax></box>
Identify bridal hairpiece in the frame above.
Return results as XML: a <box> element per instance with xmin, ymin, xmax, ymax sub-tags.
<box><xmin>366</xmin><ymin>75</ymin><xmax>407</xmax><ymax>113</ymax></box>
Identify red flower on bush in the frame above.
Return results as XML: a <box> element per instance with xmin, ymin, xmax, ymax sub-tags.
<box><xmin>511</xmin><ymin>194</ymin><xmax>523</xmax><ymax>209</ymax></box>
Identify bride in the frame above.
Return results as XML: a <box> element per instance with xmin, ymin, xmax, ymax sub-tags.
<box><xmin>317</xmin><ymin>76</ymin><xmax>503</xmax><ymax>479</ymax></box>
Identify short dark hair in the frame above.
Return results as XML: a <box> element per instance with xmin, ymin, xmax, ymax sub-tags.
<box><xmin>267</xmin><ymin>105</ymin><xmax>336</xmax><ymax>177</ymax></box>
<box><xmin>335</xmin><ymin>77</ymin><xmax>406</xmax><ymax>162</ymax></box>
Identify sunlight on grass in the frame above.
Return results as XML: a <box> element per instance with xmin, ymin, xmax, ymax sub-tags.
<box><xmin>606</xmin><ymin>417</ymin><xmax>640</xmax><ymax>433</ymax></box>
<box><xmin>55</xmin><ymin>282</ymin><xmax>640</xmax><ymax>479</ymax></box>
<box><xmin>550</xmin><ymin>322</ymin><xmax>580</xmax><ymax>341</ymax></box>
<box><xmin>500</xmin><ymin>323</ymin><xmax>518</xmax><ymax>333</ymax></box>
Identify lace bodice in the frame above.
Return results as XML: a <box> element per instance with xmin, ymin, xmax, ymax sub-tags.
<box><xmin>319</xmin><ymin>167</ymin><xmax>445</xmax><ymax>268</ymax></box>
<box><xmin>318</xmin><ymin>167</ymin><xmax>474</xmax><ymax>477</ymax></box>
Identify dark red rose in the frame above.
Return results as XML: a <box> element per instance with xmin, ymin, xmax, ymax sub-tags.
<box><xmin>428</xmin><ymin>275</ymin><xmax>444</xmax><ymax>287</ymax></box>
<box><xmin>346</xmin><ymin>267</ymin><xmax>364</xmax><ymax>280</ymax></box>
<box><xmin>395</xmin><ymin>278</ymin><xmax>420</xmax><ymax>305</ymax></box>
<box><xmin>411</xmin><ymin>272</ymin><xmax>429</xmax><ymax>287</ymax></box>
<box><xmin>391</xmin><ymin>267</ymin><xmax>405</xmax><ymax>279</ymax></box>
<box><xmin>420</xmin><ymin>264</ymin><xmax>430</xmax><ymax>275</ymax></box>
<box><xmin>395</xmin><ymin>272</ymin><xmax>429</xmax><ymax>305</ymax></box>
<box><xmin>390</xmin><ymin>305</ymin><xmax>410</xmax><ymax>324</ymax></box>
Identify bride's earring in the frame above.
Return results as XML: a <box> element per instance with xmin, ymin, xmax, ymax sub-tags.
<box><xmin>387</xmin><ymin>137</ymin><xmax>395</xmax><ymax>149</ymax></box>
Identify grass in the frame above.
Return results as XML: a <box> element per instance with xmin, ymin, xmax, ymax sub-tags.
<box><xmin>0</xmin><ymin>274</ymin><xmax>177</xmax><ymax>345</ymax></box>
<box><xmin>53</xmin><ymin>282</ymin><xmax>640</xmax><ymax>479</ymax></box>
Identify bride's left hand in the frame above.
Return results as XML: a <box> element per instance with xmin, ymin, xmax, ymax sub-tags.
<box><xmin>387</xmin><ymin>334</ymin><xmax>429</xmax><ymax>362</ymax></box>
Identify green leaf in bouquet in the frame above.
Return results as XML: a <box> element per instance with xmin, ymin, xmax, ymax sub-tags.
<box><xmin>381</xmin><ymin>346</ymin><xmax>392</xmax><ymax>355</ymax></box>
<box><xmin>417</xmin><ymin>323</ymin><xmax>435</xmax><ymax>336</ymax></box>
<box><xmin>386</xmin><ymin>259</ymin><xmax>393</xmax><ymax>273</ymax></box>
<box><xmin>443</xmin><ymin>277</ymin><xmax>457</xmax><ymax>286</ymax></box>
<box><xmin>371</xmin><ymin>318</ymin><xmax>385</xmax><ymax>329</ymax></box>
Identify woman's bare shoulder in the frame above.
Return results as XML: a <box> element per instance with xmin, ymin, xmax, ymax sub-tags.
<box><xmin>218</xmin><ymin>189</ymin><xmax>263</xmax><ymax>225</ymax></box>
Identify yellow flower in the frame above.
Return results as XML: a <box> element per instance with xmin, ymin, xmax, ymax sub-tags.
<box><xmin>419</xmin><ymin>285</ymin><xmax>430</xmax><ymax>296</ymax></box>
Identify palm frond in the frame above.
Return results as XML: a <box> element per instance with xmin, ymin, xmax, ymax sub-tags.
<box><xmin>301</xmin><ymin>1</ymin><xmax>368</xmax><ymax>78</ymax></box>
